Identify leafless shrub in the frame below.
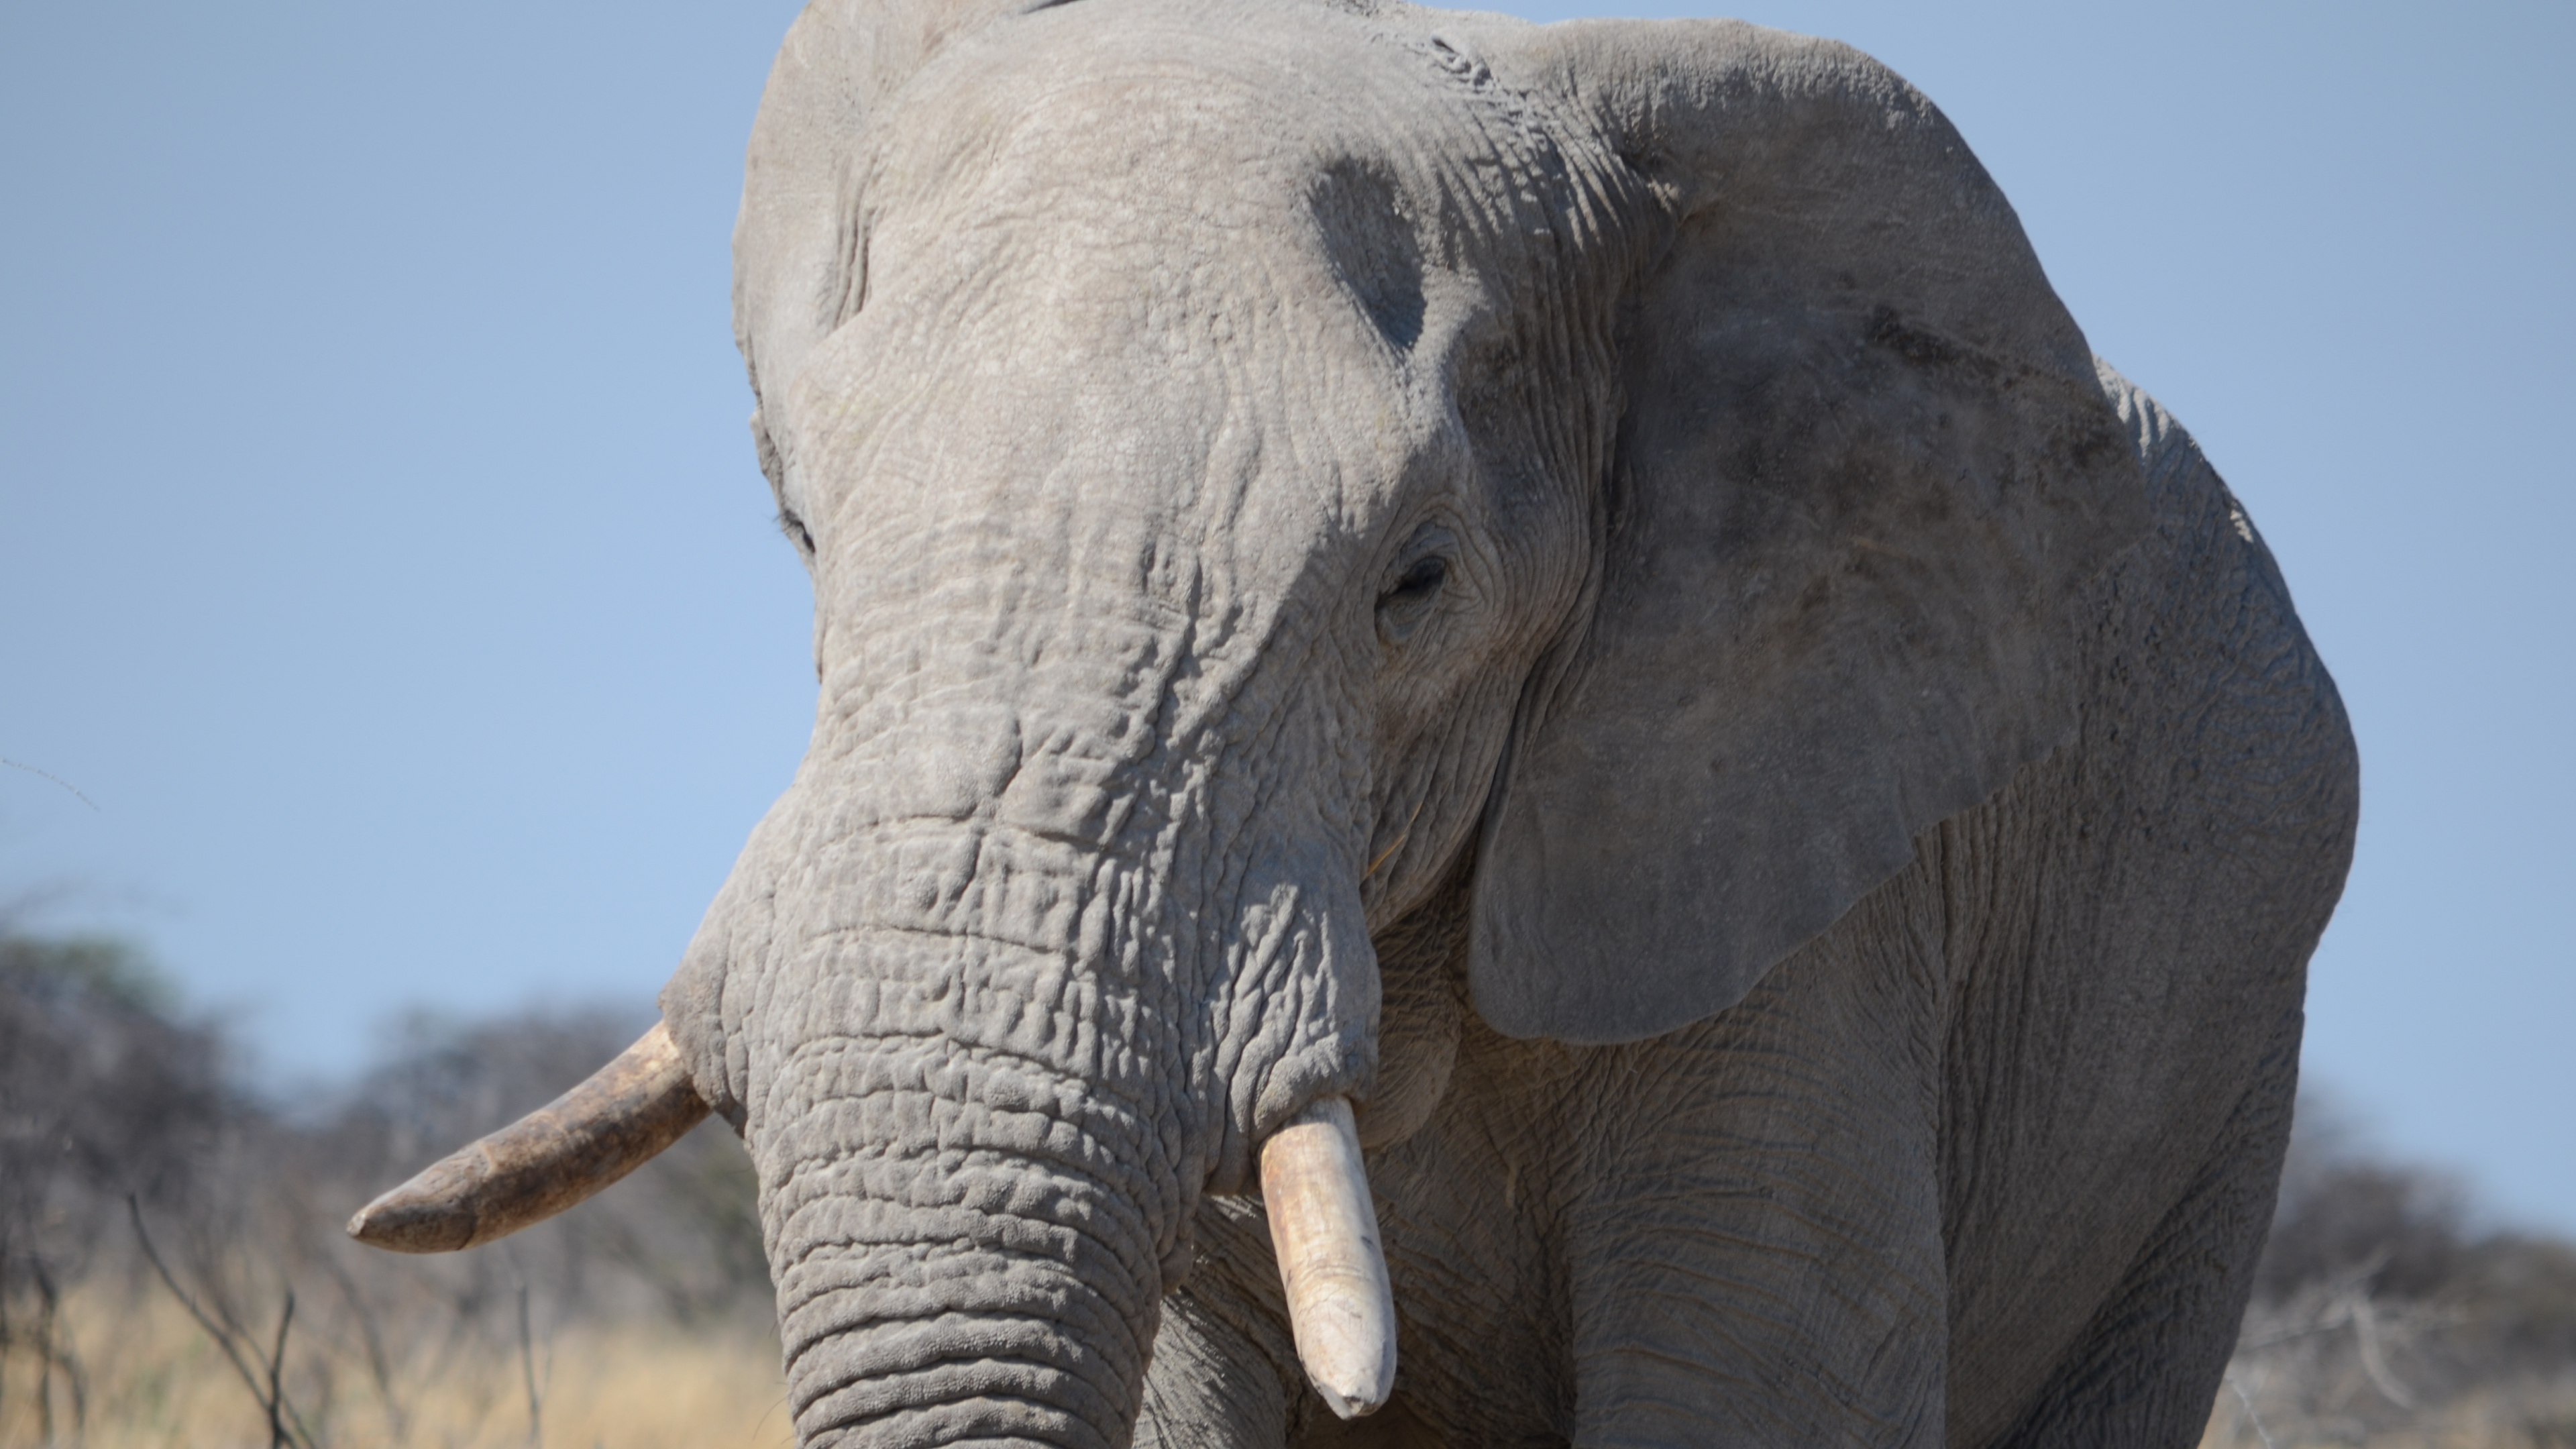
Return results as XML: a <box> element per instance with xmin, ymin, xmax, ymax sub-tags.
<box><xmin>0</xmin><ymin>934</ymin><xmax>234</xmax><ymax>1439</ymax></box>
<box><xmin>0</xmin><ymin>928</ymin><xmax>771</xmax><ymax>1448</ymax></box>
<box><xmin>2210</xmin><ymin>1092</ymin><xmax>2576</xmax><ymax>1447</ymax></box>
<box><xmin>127</xmin><ymin>1198</ymin><xmax>319</xmax><ymax>1449</ymax></box>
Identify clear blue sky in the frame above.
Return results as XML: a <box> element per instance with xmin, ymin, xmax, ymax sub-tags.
<box><xmin>4</xmin><ymin>1</ymin><xmax>2569</xmax><ymax>1232</ymax></box>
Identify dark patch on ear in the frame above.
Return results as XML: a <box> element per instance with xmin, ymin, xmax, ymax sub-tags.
<box><xmin>1313</xmin><ymin>158</ymin><xmax>1426</xmax><ymax>352</ymax></box>
<box><xmin>1866</xmin><ymin>305</ymin><xmax>1968</xmax><ymax>368</ymax></box>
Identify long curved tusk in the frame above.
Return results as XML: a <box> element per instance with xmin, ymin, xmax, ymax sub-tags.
<box><xmin>1259</xmin><ymin>1096</ymin><xmax>1397</xmax><ymax>1419</ymax></box>
<box><xmin>347</xmin><ymin>1020</ymin><xmax>711</xmax><ymax>1254</ymax></box>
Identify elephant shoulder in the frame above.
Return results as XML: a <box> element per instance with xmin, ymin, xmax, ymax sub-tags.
<box><xmin>2080</xmin><ymin>360</ymin><xmax>2360</xmax><ymax>863</ymax></box>
<box><xmin>1935</xmin><ymin>364</ymin><xmax>2358</xmax><ymax>1442</ymax></box>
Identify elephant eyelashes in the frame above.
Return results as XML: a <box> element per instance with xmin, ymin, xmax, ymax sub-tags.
<box><xmin>1377</xmin><ymin>553</ymin><xmax>1448</xmax><ymax>642</ymax></box>
<box><xmin>777</xmin><ymin>507</ymin><xmax>816</xmax><ymax>557</ymax></box>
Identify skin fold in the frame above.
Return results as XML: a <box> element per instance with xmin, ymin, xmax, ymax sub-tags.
<box><xmin>647</xmin><ymin>1</ymin><xmax>2361</xmax><ymax>1444</ymax></box>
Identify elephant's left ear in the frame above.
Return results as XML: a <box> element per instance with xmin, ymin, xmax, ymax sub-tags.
<box><xmin>1464</xmin><ymin>19</ymin><xmax>2151</xmax><ymax>1044</ymax></box>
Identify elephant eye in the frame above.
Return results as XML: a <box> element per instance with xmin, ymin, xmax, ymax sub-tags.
<box><xmin>1388</xmin><ymin>555</ymin><xmax>1448</xmax><ymax>601</ymax></box>
<box><xmin>1377</xmin><ymin>552</ymin><xmax>1449</xmax><ymax>643</ymax></box>
<box><xmin>777</xmin><ymin>507</ymin><xmax>816</xmax><ymax>557</ymax></box>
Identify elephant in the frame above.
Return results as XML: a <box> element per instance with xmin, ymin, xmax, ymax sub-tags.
<box><xmin>348</xmin><ymin>0</ymin><xmax>2360</xmax><ymax>1445</ymax></box>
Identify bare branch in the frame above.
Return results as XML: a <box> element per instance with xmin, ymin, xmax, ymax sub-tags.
<box><xmin>129</xmin><ymin>1197</ymin><xmax>268</xmax><ymax>1409</ymax></box>
<box><xmin>128</xmin><ymin>1197</ymin><xmax>319</xmax><ymax>1449</ymax></box>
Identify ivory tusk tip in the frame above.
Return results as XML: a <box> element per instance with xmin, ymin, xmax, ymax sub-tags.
<box><xmin>346</xmin><ymin>1202</ymin><xmax>468</xmax><ymax>1254</ymax></box>
<box><xmin>1287</xmin><ymin>1286</ymin><xmax>1397</xmax><ymax>1417</ymax></box>
<box><xmin>345</xmin><ymin>1157</ymin><xmax>488</xmax><ymax>1253</ymax></box>
<box><xmin>1308</xmin><ymin>1356</ymin><xmax>1395</xmax><ymax>1420</ymax></box>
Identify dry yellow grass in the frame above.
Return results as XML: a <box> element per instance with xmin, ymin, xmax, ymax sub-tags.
<box><xmin>1</xmin><ymin>1285</ymin><xmax>794</xmax><ymax>1449</ymax></box>
<box><xmin>15</xmin><ymin>1282</ymin><xmax>2565</xmax><ymax>1448</ymax></box>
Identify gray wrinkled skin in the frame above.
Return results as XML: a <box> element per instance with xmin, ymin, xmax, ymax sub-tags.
<box><xmin>657</xmin><ymin>1</ymin><xmax>2359</xmax><ymax>1445</ymax></box>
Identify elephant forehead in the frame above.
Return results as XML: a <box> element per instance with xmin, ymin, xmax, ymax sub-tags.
<box><xmin>738</xmin><ymin>0</ymin><xmax>1571</xmax><ymax>446</ymax></box>
<box><xmin>851</xmin><ymin>30</ymin><xmax>1493</xmax><ymax>388</ymax></box>
<box><xmin>867</xmin><ymin>1</ymin><xmax>1500</xmax><ymax>241</ymax></box>
<box><xmin>780</xmin><ymin>34</ymin><xmax>1509</xmax><ymax>633</ymax></box>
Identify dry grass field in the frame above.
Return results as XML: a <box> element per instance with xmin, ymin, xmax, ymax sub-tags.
<box><xmin>4</xmin><ymin>932</ymin><xmax>2567</xmax><ymax>1448</ymax></box>
<box><xmin>13</xmin><ymin>1286</ymin><xmax>2570</xmax><ymax>1449</ymax></box>
<box><xmin>11</xmin><ymin>1293</ymin><xmax>2574</xmax><ymax>1449</ymax></box>
<box><xmin>0</xmin><ymin>1288</ymin><xmax>791</xmax><ymax>1449</ymax></box>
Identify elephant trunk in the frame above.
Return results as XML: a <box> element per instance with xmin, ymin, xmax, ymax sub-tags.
<box><xmin>767</xmin><ymin>1104</ymin><xmax>1160</xmax><ymax>1448</ymax></box>
<box><xmin>714</xmin><ymin>750</ymin><xmax>1383</xmax><ymax>1443</ymax></box>
<box><xmin>728</xmin><ymin>815</ymin><xmax>1202</xmax><ymax>1449</ymax></box>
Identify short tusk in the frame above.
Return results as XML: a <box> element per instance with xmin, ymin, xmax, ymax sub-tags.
<box><xmin>1259</xmin><ymin>1096</ymin><xmax>1397</xmax><ymax>1419</ymax></box>
<box><xmin>347</xmin><ymin>1020</ymin><xmax>710</xmax><ymax>1253</ymax></box>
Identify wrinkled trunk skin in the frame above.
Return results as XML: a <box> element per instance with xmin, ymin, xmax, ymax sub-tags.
<box><xmin>694</xmin><ymin>814</ymin><xmax>1188</xmax><ymax>1449</ymax></box>
<box><xmin>664</xmin><ymin>630</ymin><xmax>1375</xmax><ymax>1447</ymax></box>
<box><xmin>759</xmin><ymin>912</ymin><xmax>1167</xmax><ymax>1449</ymax></box>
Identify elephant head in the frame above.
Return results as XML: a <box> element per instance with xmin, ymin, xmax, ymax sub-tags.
<box><xmin>352</xmin><ymin>1</ymin><xmax>2149</xmax><ymax>1444</ymax></box>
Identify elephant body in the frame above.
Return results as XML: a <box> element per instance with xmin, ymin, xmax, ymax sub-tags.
<box><xmin>419</xmin><ymin>1</ymin><xmax>2365</xmax><ymax>1444</ymax></box>
<box><xmin>1144</xmin><ymin>369</ymin><xmax>2355</xmax><ymax>1446</ymax></box>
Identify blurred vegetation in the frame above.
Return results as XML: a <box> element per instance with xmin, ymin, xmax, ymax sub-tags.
<box><xmin>0</xmin><ymin>929</ymin><xmax>777</xmax><ymax>1448</ymax></box>
<box><xmin>2</xmin><ymin>925</ymin><xmax>2568</xmax><ymax>1446</ymax></box>
<box><xmin>2208</xmin><ymin>1098</ymin><xmax>2576</xmax><ymax>1448</ymax></box>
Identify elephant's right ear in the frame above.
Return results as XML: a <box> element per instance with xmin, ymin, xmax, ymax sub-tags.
<box><xmin>1465</xmin><ymin>20</ymin><xmax>2150</xmax><ymax>1044</ymax></box>
<box><xmin>733</xmin><ymin>0</ymin><xmax>1046</xmax><ymax>417</ymax></box>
